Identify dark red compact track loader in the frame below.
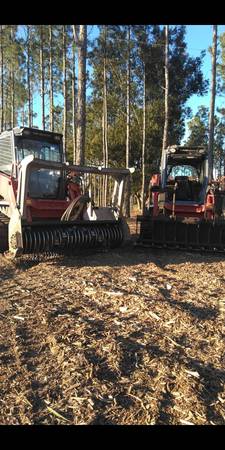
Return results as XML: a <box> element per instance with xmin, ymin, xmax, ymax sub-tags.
<box><xmin>137</xmin><ymin>145</ymin><xmax>225</xmax><ymax>252</ymax></box>
<box><xmin>0</xmin><ymin>127</ymin><xmax>132</xmax><ymax>257</ymax></box>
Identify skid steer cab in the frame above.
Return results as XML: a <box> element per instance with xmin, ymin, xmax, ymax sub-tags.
<box><xmin>137</xmin><ymin>145</ymin><xmax>225</xmax><ymax>252</ymax></box>
<box><xmin>0</xmin><ymin>127</ymin><xmax>134</xmax><ymax>257</ymax></box>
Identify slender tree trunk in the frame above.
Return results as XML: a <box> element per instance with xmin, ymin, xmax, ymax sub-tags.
<box><xmin>219</xmin><ymin>147</ymin><xmax>222</xmax><ymax>178</ymax></box>
<box><xmin>40</xmin><ymin>25</ymin><xmax>45</xmax><ymax>130</ymax></box>
<box><xmin>72</xmin><ymin>42</ymin><xmax>76</xmax><ymax>163</ymax></box>
<box><xmin>162</xmin><ymin>25</ymin><xmax>169</xmax><ymax>151</ymax></box>
<box><xmin>26</xmin><ymin>25</ymin><xmax>32</xmax><ymax>127</ymax></box>
<box><xmin>102</xmin><ymin>26</ymin><xmax>108</xmax><ymax>205</ymax></box>
<box><xmin>161</xmin><ymin>25</ymin><xmax>169</xmax><ymax>178</ymax></box>
<box><xmin>0</xmin><ymin>25</ymin><xmax>4</xmax><ymax>132</ymax></box>
<box><xmin>103</xmin><ymin>53</ymin><xmax>108</xmax><ymax>168</ymax></box>
<box><xmin>62</xmin><ymin>25</ymin><xmax>67</xmax><ymax>153</ymax></box>
<box><xmin>125</xmin><ymin>25</ymin><xmax>131</xmax><ymax>217</ymax></box>
<box><xmin>10</xmin><ymin>26</ymin><xmax>15</xmax><ymax>128</ymax></box>
<box><xmin>4</xmin><ymin>82</ymin><xmax>8</xmax><ymax>129</ymax></box>
<box><xmin>22</xmin><ymin>106</ymin><xmax>25</xmax><ymax>127</ymax></box>
<box><xmin>74</xmin><ymin>25</ymin><xmax>87</xmax><ymax>165</ymax></box>
<box><xmin>104</xmin><ymin>28</ymin><xmax>108</xmax><ymax>168</ymax></box>
<box><xmin>141</xmin><ymin>63</ymin><xmax>146</xmax><ymax>213</ymax></box>
<box><xmin>208</xmin><ymin>25</ymin><xmax>218</xmax><ymax>182</ymax></box>
<box><xmin>49</xmin><ymin>25</ymin><xmax>54</xmax><ymax>131</ymax></box>
<box><xmin>30</xmin><ymin>81</ymin><xmax>33</xmax><ymax>127</ymax></box>
<box><xmin>11</xmin><ymin>69</ymin><xmax>14</xmax><ymax>128</ymax></box>
<box><xmin>102</xmin><ymin>106</ymin><xmax>105</xmax><ymax>163</ymax></box>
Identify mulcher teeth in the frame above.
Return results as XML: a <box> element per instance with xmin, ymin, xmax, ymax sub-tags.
<box><xmin>137</xmin><ymin>216</ymin><xmax>225</xmax><ymax>253</ymax></box>
<box><xmin>22</xmin><ymin>222</ymin><xmax>124</xmax><ymax>255</ymax></box>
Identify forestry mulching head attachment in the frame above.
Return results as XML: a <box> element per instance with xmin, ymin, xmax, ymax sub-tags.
<box><xmin>0</xmin><ymin>127</ymin><xmax>133</xmax><ymax>258</ymax></box>
<box><xmin>137</xmin><ymin>145</ymin><xmax>225</xmax><ymax>253</ymax></box>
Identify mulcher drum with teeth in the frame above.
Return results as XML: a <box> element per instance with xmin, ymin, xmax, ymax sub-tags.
<box><xmin>21</xmin><ymin>220</ymin><xmax>124</xmax><ymax>254</ymax></box>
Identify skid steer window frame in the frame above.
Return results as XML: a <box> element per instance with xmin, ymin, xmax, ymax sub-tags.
<box><xmin>27</xmin><ymin>167</ymin><xmax>63</xmax><ymax>200</ymax></box>
<box><xmin>168</xmin><ymin>164</ymin><xmax>200</xmax><ymax>179</ymax></box>
<box><xmin>15</xmin><ymin>136</ymin><xmax>63</xmax><ymax>166</ymax></box>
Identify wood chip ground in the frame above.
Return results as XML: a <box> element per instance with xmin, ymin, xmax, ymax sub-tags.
<box><xmin>0</xmin><ymin>219</ymin><xmax>225</xmax><ymax>424</ymax></box>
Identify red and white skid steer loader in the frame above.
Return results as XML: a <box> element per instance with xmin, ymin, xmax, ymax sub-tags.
<box><xmin>137</xmin><ymin>145</ymin><xmax>225</xmax><ymax>252</ymax></box>
<box><xmin>0</xmin><ymin>127</ymin><xmax>133</xmax><ymax>258</ymax></box>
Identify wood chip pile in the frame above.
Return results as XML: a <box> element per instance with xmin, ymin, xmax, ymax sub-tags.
<box><xmin>0</xmin><ymin>220</ymin><xmax>225</xmax><ymax>424</ymax></box>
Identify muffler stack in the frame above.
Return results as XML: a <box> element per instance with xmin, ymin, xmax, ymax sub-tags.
<box><xmin>22</xmin><ymin>221</ymin><xmax>124</xmax><ymax>254</ymax></box>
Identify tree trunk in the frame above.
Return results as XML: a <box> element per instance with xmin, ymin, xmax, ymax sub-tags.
<box><xmin>40</xmin><ymin>25</ymin><xmax>45</xmax><ymax>130</ymax></box>
<box><xmin>141</xmin><ymin>63</ymin><xmax>146</xmax><ymax>213</ymax></box>
<box><xmin>103</xmin><ymin>55</ymin><xmax>108</xmax><ymax>167</ymax></box>
<box><xmin>26</xmin><ymin>25</ymin><xmax>32</xmax><ymax>128</ymax></box>
<box><xmin>4</xmin><ymin>80</ymin><xmax>8</xmax><ymax>129</ymax></box>
<box><xmin>208</xmin><ymin>25</ymin><xmax>218</xmax><ymax>182</ymax></box>
<box><xmin>125</xmin><ymin>25</ymin><xmax>131</xmax><ymax>217</ymax></box>
<box><xmin>102</xmin><ymin>26</ymin><xmax>108</xmax><ymax>206</ymax></box>
<box><xmin>22</xmin><ymin>106</ymin><xmax>25</xmax><ymax>127</ymax></box>
<box><xmin>30</xmin><ymin>80</ymin><xmax>33</xmax><ymax>127</ymax></box>
<box><xmin>161</xmin><ymin>25</ymin><xmax>169</xmax><ymax>180</ymax></box>
<box><xmin>0</xmin><ymin>25</ymin><xmax>4</xmax><ymax>132</ymax></box>
<box><xmin>72</xmin><ymin>42</ymin><xmax>76</xmax><ymax>164</ymax></box>
<box><xmin>62</xmin><ymin>25</ymin><xmax>67</xmax><ymax>154</ymax></box>
<box><xmin>49</xmin><ymin>25</ymin><xmax>54</xmax><ymax>131</ymax></box>
<box><xmin>219</xmin><ymin>146</ymin><xmax>222</xmax><ymax>178</ymax></box>
<box><xmin>11</xmin><ymin>69</ymin><xmax>14</xmax><ymax>128</ymax></box>
<box><xmin>10</xmin><ymin>26</ymin><xmax>15</xmax><ymax>128</ymax></box>
<box><xmin>75</xmin><ymin>25</ymin><xmax>87</xmax><ymax>165</ymax></box>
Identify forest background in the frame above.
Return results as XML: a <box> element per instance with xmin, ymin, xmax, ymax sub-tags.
<box><xmin>1</xmin><ymin>24</ymin><xmax>225</xmax><ymax>210</ymax></box>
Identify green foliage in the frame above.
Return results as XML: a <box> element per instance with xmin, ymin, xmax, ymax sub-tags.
<box><xmin>186</xmin><ymin>106</ymin><xmax>209</xmax><ymax>146</ymax></box>
<box><xmin>85</xmin><ymin>25</ymin><xmax>207</xmax><ymax>197</ymax></box>
<box><xmin>0</xmin><ymin>24</ymin><xmax>209</xmax><ymax>186</ymax></box>
<box><xmin>186</xmin><ymin>105</ymin><xmax>225</xmax><ymax>176</ymax></box>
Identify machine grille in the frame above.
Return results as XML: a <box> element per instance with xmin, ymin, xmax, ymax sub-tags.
<box><xmin>0</xmin><ymin>133</ymin><xmax>12</xmax><ymax>174</ymax></box>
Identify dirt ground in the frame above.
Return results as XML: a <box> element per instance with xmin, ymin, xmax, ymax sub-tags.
<box><xmin>0</xmin><ymin>219</ymin><xmax>225</xmax><ymax>425</ymax></box>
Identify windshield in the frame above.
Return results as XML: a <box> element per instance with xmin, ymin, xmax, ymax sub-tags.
<box><xmin>168</xmin><ymin>165</ymin><xmax>199</xmax><ymax>179</ymax></box>
<box><xmin>28</xmin><ymin>168</ymin><xmax>61</xmax><ymax>199</ymax></box>
<box><xmin>16</xmin><ymin>138</ymin><xmax>62</xmax><ymax>163</ymax></box>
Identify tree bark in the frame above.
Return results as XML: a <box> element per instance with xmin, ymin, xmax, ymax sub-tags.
<box><xmin>26</xmin><ymin>25</ymin><xmax>32</xmax><ymax>128</ymax></box>
<box><xmin>103</xmin><ymin>34</ymin><xmax>108</xmax><ymax>168</ymax></box>
<box><xmin>4</xmin><ymin>80</ymin><xmax>8</xmax><ymax>129</ymax></box>
<box><xmin>62</xmin><ymin>25</ymin><xmax>67</xmax><ymax>154</ymax></box>
<box><xmin>40</xmin><ymin>25</ymin><xmax>45</xmax><ymax>130</ymax></box>
<box><xmin>11</xmin><ymin>69</ymin><xmax>14</xmax><ymax>128</ymax></box>
<box><xmin>49</xmin><ymin>25</ymin><xmax>54</xmax><ymax>131</ymax></box>
<box><xmin>74</xmin><ymin>25</ymin><xmax>87</xmax><ymax>165</ymax></box>
<box><xmin>10</xmin><ymin>26</ymin><xmax>15</xmax><ymax>128</ymax></box>
<box><xmin>102</xmin><ymin>26</ymin><xmax>108</xmax><ymax>205</ymax></box>
<box><xmin>208</xmin><ymin>25</ymin><xmax>218</xmax><ymax>182</ymax></box>
<box><xmin>72</xmin><ymin>42</ymin><xmax>76</xmax><ymax>163</ymax></box>
<box><xmin>125</xmin><ymin>25</ymin><xmax>131</xmax><ymax>217</ymax></box>
<box><xmin>141</xmin><ymin>63</ymin><xmax>146</xmax><ymax>213</ymax></box>
<box><xmin>22</xmin><ymin>105</ymin><xmax>25</xmax><ymax>127</ymax></box>
<box><xmin>0</xmin><ymin>25</ymin><xmax>4</xmax><ymax>132</ymax></box>
<box><xmin>161</xmin><ymin>25</ymin><xmax>169</xmax><ymax>178</ymax></box>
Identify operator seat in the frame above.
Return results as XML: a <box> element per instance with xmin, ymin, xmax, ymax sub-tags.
<box><xmin>175</xmin><ymin>176</ymin><xmax>192</xmax><ymax>201</ymax></box>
